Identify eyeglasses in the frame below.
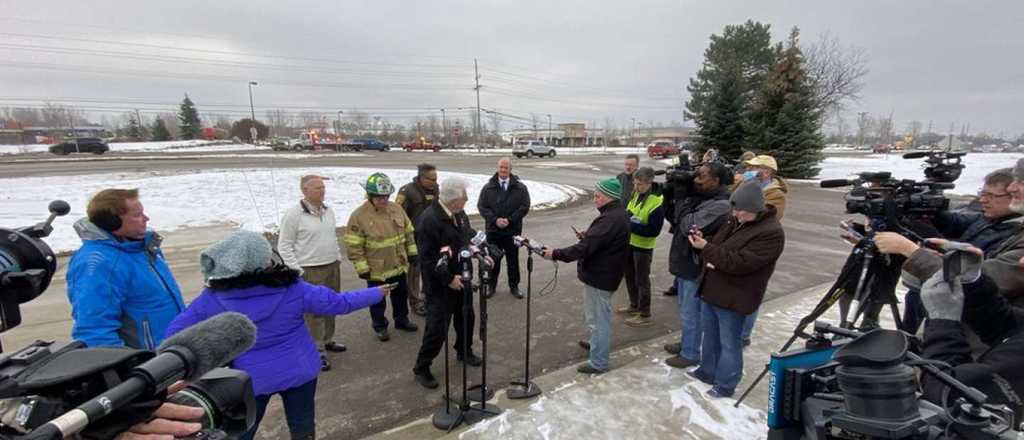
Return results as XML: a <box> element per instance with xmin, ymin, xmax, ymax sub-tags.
<box><xmin>977</xmin><ymin>191</ymin><xmax>1011</xmax><ymax>199</ymax></box>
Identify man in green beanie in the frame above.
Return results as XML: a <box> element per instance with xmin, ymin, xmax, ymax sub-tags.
<box><xmin>542</xmin><ymin>177</ymin><xmax>631</xmax><ymax>374</ymax></box>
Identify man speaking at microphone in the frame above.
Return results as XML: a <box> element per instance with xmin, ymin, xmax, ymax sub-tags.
<box><xmin>542</xmin><ymin>177</ymin><xmax>630</xmax><ymax>374</ymax></box>
<box><xmin>412</xmin><ymin>177</ymin><xmax>484</xmax><ymax>389</ymax></box>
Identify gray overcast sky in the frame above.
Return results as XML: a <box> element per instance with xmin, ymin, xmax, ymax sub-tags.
<box><xmin>2</xmin><ymin>0</ymin><xmax>1022</xmax><ymax>136</ymax></box>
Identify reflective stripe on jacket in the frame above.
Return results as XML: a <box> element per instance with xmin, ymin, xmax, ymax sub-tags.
<box><xmin>344</xmin><ymin>200</ymin><xmax>417</xmax><ymax>281</ymax></box>
<box><xmin>627</xmin><ymin>191</ymin><xmax>664</xmax><ymax>249</ymax></box>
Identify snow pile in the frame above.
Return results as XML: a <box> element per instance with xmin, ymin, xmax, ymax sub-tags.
<box><xmin>816</xmin><ymin>152</ymin><xmax>1021</xmax><ymax>195</ymax></box>
<box><xmin>0</xmin><ymin>167</ymin><xmax>580</xmax><ymax>253</ymax></box>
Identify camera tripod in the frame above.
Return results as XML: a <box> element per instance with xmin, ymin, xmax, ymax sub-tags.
<box><xmin>734</xmin><ymin>234</ymin><xmax>903</xmax><ymax>407</ymax></box>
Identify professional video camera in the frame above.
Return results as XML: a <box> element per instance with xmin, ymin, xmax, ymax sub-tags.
<box><xmin>766</xmin><ymin>322</ymin><xmax>1018</xmax><ymax>440</ymax></box>
<box><xmin>0</xmin><ymin>202</ymin><xmax>255</xmax><ymax>439</ymax></box>
<box><xmin>904</xmin><ymin>150</ymin><xmax>967</xmax><ymax>184</ymax></box>
<box><xmin>822</xmin><ymin>171</ymin><xmax>952</xmax><ymax>229</ymax></box>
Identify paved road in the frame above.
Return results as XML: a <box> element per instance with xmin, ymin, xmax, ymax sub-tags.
<box><xmin>0</xmin><ymin>151</ymin><xmax>852</xmax><ymax>439</ymax></box>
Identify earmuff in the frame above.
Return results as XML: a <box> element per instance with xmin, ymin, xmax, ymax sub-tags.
<box><xmin>90</xmin><ymin>210</ymin><xmax>122</xmax><ymax>232</ymax></box>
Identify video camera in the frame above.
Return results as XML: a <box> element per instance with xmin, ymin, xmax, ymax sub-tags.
<box><xmin>766</xmin><ymin>321</ymin><xmax>1017</xmax><ymax>440</ymax></box>
<box><xmin>0</xmin><ymin>202</ymin><xmax>255</xmax><ymax>439</ymax></box>
<box><xmin>657</xmin><ymin>148</ymin><xmax>734</xmax><ymax>199</ymax></box>
<box><xmin>904</xmin><ymin>150</ymin><xmax>967</xmax><ymax>184</ymax></box>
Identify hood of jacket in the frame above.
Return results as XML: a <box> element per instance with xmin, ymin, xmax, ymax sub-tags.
<box><xmin>74</xmin><ymin>217</ymin><xmax>161</xmax><ymax>254</ymax></box>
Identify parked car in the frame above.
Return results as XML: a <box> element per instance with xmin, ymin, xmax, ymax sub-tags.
<box><xmin>345</xmin><ymin>138</ymin><xmax>390</xmax><ymax>152</ymax></box>
<box><xmin>646</xmin><ymin>140</ymin><xmax>681</xmax><ymax>158</ymax></box>
<box><xmin>49</xmin><ymin>138</ymin><xmax>110</xmax><ymax>155</ymax></box>
<box><xmin>402</xmin><ymin>138</ymin><xmax>442</xmax><ymax>152</ymax></box>
<box><xmin>512</xmin><ymin>140</ymin><xmax>556</xmax><ymax>158</ymax></box>
<box><xmin>872</xmin><ymin>143</ymin><xmax>892</xmax><ymax>154</ymax></box>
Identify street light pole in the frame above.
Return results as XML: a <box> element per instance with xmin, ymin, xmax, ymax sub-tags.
<box><xmin>337</xmin><ymin>111</ymin><xmax>344</xmax><ymax>136</ymax></box>
<box><xmin>547</xmin><ymin>114</ymin><xmax>552</xmax><ymax>145</ymax></box>
<box><xmin>441</xmin><ymin>108</ymin><xmax>447</xmax><ymax>143</ymax></box>
<box><xmin>631</xmin><ymin>118</ymin><xmax>636</xmax><ymax>145</ymax></box>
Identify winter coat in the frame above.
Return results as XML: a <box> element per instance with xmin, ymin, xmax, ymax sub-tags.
<box><xmin>395</xmin><ymin>178</ymin><xmax>438</xmax><ymax>225</ymax></box>
<box><xmin>668</xmin><ymin>190</ymin><xmax>731</xmax><ymax>280</ymax></box>
<box><xmin>66</xmin><ymin>218</ymin><xmax>185</xmax><ymax>350</ymax></box>
<box><xmin>415</xmin><ymin>201</ymin><xmax>477</xmax><ymax>297</ymax></box>
<box><xmin>934</xmin><ymin>211</ymin><xmax>1021</xmax><ymax>256</ymax></box>
<box><xmin>477</xmin><ymin>174</ymin><xmax>530</xmax><ymax>237</ymax></box>
<box><xmin>921</xmin><ymin>274</ymin><xmax>1024</xmax><ymax>419</ymax></box>
<box><xmin>343</xmin><ymin>200</ymin><xmax>417</xmax><ymax>281</ymax></box>
<box><xmin>552</xmin><ymin>200</ymin><xmax>631</xmax><ymax>292</ymax></box>
<box><xmin>626</xmin><ymin>185</ymin><xmax>665</xmax><ymax>250</ymax></box>
<box><xmin>165</xmin><ymin>280</ymin><xmax>382</xmax><ymax>395</ymax></box>
<box><xmin>697</xmin><ymin>205</ymin><xmax>786</xmax><ymax>315</ymax></box>
<box><xmin>617</xmin><ymin>172</ymin><xmax>635</xmax><ymax>210</ymax></box>
<box><xmin>764</xmin><ymin>177</ymin><xmax>789</xmax><ymax>220</ymax></box>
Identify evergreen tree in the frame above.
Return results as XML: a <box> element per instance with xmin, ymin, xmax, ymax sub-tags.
<box><xmin>685</xmin><ymin>20</ymin><xmax>775</xmax><ymax>160</ymax></box>
<box><xmin>177</xmin><ymin>94</ymin><xmax>202</xmax><ymax>140</ymax></box>
<box><xmin>151</xmin><ymin>118</ymin><xmax>172</xmax><ymax>141</ymax></box>
<box><xmin>748</xmin><ymin>28</ymin><xmax>825</xmax><ymax>179</ymax></box>
<box><xmin>126</xmin><ymin>113</ymin><xmax>147</xmax><ymax>141</ymax></box>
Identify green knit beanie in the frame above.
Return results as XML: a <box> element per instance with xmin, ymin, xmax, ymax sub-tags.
<box><xmin>596</xmin><ymin>177</ymin><xmax>622</xmax><ymax>200</ymax></box>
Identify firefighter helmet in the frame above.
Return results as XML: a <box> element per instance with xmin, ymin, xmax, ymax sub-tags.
<box><xmin>365</xmin><ymin>172</ymin><xmax>395</xmax><ymax>196</ymax></box>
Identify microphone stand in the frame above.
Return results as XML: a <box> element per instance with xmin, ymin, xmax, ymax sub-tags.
<box><xmin>464</xmin><ymin>251</ymin><xmax>502</xmax><ymax>423</ymax></box>
<box><xmin>431</xmin><ymin>288</ymin><xmax>462</xmax><ymax>430</ymax></box>
<box><xmin>508</xmin><ymin>247</ymin><xmax>541</xmax><ymax>400</ymax></box>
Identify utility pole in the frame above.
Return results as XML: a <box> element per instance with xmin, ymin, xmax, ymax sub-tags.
<box><xmin>547</xmin><ymin>114</ymin><xmax>552</xmax><ymax>145</ymax></box>
<box><xmin>336</xmin><ymin>111</ymin><xmax>343</xmax><ymax>136</ymax></box>
<box><xmin>631</xmin><ymin>117</ymin><xmax>636</xmax><ymax>145</ymax></box>
<box><xmin>247</xmin><ymin>81</ymin><xmax>258</xmax><ymax>121</ymax></box>
<box><xmin>474</xmin><ymin>59</ymin><xmax>482</xmax><ymax>140</ymax></box>
<box><xmin>440</xmin><ymin>108</ymin><xmax>447</xmax><ymax>143</ymax></box>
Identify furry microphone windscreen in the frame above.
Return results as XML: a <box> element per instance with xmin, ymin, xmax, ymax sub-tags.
<box><xmin>158</xmin><ymin>312</ymin><xmax>257</xmax><ymax>381</ymax></box>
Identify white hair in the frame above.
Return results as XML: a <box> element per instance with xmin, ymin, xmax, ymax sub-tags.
<box><xmin>439</xmin><ymin>177</ymin><xmax>470</xmax><ymax>204</ymax></box>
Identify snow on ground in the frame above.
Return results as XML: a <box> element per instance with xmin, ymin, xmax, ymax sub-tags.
<box><xmin>0</xmin><ymin>167</ymin><xmax>579</xmax><ymax>253</ymax></box>
<box><xmin>816</xmin><ymin>152</ymin><xmax>1021</xmax><ymax>195</ymax></box>
<box><xmin>0</xmin><ymin>140</ymin><xmax>266</xmax><ymax>155</ymax></box>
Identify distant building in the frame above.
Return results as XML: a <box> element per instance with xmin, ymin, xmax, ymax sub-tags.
<box><xmin>0</xmin><ymin>124</ymin><xmax>108</xmax><ymax>144</ymax></box>
<box><xmin>501</xmin><ymin>123</ymin><xmax>606</xmax><ymax>147</ymax></box>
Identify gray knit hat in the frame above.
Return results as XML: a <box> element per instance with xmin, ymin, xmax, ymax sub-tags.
<box><xmin>730</xmin><ymin>181</ymin><xmax>766</xmax><ymax>213</ymax></box>
<box><xmin>200</xmin><ymin>230</ymin><xmax>274</xmax><ymax>281</ymax></box>
<box><xmin>1014</xmin><ymin>158</ymin><xmax>1024</xmax><ymax>181</ymax></box>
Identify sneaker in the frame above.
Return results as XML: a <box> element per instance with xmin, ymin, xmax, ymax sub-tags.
<box><xmin>576</xmin><ymin>364</ymin><xmax>607</xmax><ymax>375</ymax></box>
<box><xmin>664</xmin><ymin>342</ymin><xmax>681</xmax><ymax>355</ymax></box>
<box><xmin>414</xmin><ymin>370</ymin><xmax>439</xmax><ymax>389</ymax></box>
<box><xmin>376</xmin><ymin>330</ymin><xmax>391</xmax><ymax>342</ymax></box>
<box><xmin>320</xmin><ymin>355</ymin><xmax>331</xmax><ymax>372</ymax></box>
<box><xmin>624</xmin><ymin>315</ymin><xmax>654</xmax><ymax>327</ymax></box>
<box><xmin>578</xmin><ymin>340</ymin><xmax>591</xmax><ymax>351</ymax></box>
<box><xmin>616</xmin><ymin>305</ymin><xmax>640</xmax><ymax>315</ymax></box>
<box><xmin>663</xmin><ymin>287</ymin><xmax>678</xmax><ymax>296</ymax></box>
<box><xmin>706</xmin><ymin>388</ymin><xmax>733</xmax><ymax>399</ymax></box>
<box><xmin>742</xmin><ymin>338</ymin><xmax>752</xmax><ymax>348</ymax></box>
<box><xmin>324</xmin><ymin>342</ymin><xmax>347</xmax><ymax>353</ymax></box>
<box><xmin>686</xmin><ymin>369</ymin><xmax>715</xmax><ymax>386</ymax></box>
<box><xmin>395</xmin><ymin>321</ymin><xmax>418</xmax><ymax>332</ymax></box>
<box><xmin>457</xmin><ymin>352</ymin><xmax>482</xmax><ymax>367</ymax></box>
<box><xmin>665</xmin><ymin>355</ymin><xmax>699</xmax><ymax>369</ymax></box>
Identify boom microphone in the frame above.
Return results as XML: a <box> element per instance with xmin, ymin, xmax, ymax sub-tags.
<box><xmin>901</xmin><ymin>151</ymin><xmax>929</xmax><ymax>159</ymax></box>
<box><xmin>27</xmin><ymin>313</ymin><xmax>257</xmax><ymax>439</ymax></box>
<box><xmin>820</xmin><ymin>179</ymin><xmax>855</xmax><ymax>188</ymax></box>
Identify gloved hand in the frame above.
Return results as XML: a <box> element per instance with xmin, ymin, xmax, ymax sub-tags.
<box><xmin>919</xmin><ymin>271</ymin><xmax>964</xmax><ymax>321</ymax></box>
<box><xmin>408</xmin><ymin>255</ymin><xmax>418</xmax><ymax>266</ymax></box>
<box><xmin>358</xmin><ymin>271</ymin><xmax>371</xmax><ymax>280</ymax></box>
<box><xmin>933</xmin><ymin>240</ymin><xmax>983</xmax><ymax>283</ymax></box>
<box><xmin>629</xmin><ymin>216</ymin><xmax>642</xmax><ymax>224</ymax></box>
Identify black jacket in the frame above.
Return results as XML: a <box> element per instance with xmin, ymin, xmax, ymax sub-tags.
<box><xmin>477</xmin><ymin>173</ymin><xmax>530</xmax><ymax>237</ymax></box>
<box><xmin>921</xmin><ymin>275</ymin><xmax>1024</xmax><ymax>419</ymax></box>
<box><xmin>396</xmin><ymin>178</ymin><xmax>438</xmax><ymax>225</ymax></box>
<box><xmin>415</xmin><ymin>201</ymin><xmax>476</xmax><ymax>297</ymax></box>
<box><xmin>668</xmin><ymin>189</ymin><xmax>731</xmax><ymax>279</ymax></box>
<box><xmin>935</xmin><ymin>211</ymin><xmax>1021</xmax><ymax>257</ymax></box>
<box><xmin>617</xmin><ymin>172</ymin><xmax>634</xmax><ymax>210</ymax></box>
<box><xmin>552</xmin><ymin>200</ymin><xmax>630</xmax><ymax>292</ymax></box>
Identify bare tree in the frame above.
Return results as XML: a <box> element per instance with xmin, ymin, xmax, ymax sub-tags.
<box><xmin>907</xmin><ymin>120</ymin><xmax>923</xmax><ymax>147</ymax></box>
<box><xmin>833</xmin><ymin>111</ymin><xmax>850</xmax><ymax>143</ymax></box>
<box><xmin>157</xmin><ymin>113</ymin><xmax>180</xmax><ymax>139</ymax></box>
<box><xmin>803</xmin><ymin>32</ymin><xmax>870</xmax><ymax>114</ymax></box>
<box><xmin>297</xmin><ymin>111</ymin><xmax>320</xmax><ymax>130</ymax></box>
<box><xmin>264</xmin><ymin>109</ymin><xmax>292</xmax><ymax>137</ymax></box>
<box><xmin>855</xmin><ymin>112</ymin><xmax>872</xmax><ymax>145</ymax></box>
<box><xmin>349</xmin><ymin>110</ymin><xmax>370</xmax><ymax>133</ymax></box>
<box><xmin>488</xmin><ymin>111</ymin><xmax>501</xmax><ymax>136</ymax></box>
<box><xmin>425</xmin><ymin>114</ymin><xmax>440</xmax><ymax>137</ymax></box>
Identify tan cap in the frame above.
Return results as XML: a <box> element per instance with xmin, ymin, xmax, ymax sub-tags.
<box><xmin>744</xmin><ymin>155</ymin><xmax>778</xmax><ymax>172</ymax></box>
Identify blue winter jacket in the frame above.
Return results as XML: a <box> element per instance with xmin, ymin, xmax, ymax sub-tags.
<box><xmin>165</xmin><ymin>281</ymin><xmax>382</xmax><ymax>395</ymax></box>
<box><xmin>66</xmin><ymin>218</ymin><xmax>186</xmax><ymax>350</ymax></box>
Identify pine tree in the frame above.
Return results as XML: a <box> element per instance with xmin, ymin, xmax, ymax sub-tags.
<box><xmin>748</xmin><ymin>28</ymin><xmax>825</xmax><ymax>179</ymax></box>
<box><xmin>126</xmin><ymin>114</ymin><xmax>147</xmax><ymax>141</ymax></box>
<box><xmin>685</xmin><ymin>20</ymin><xmax>775</xmax><ymax>161</ymax></box>
<box><xmin>178</xmin><ymin>94</ymin><xmax>202</xmax><ymax>140</ymax></box>
<box><xmin>151</xmin><ymin>118</ymin><xmax>172</xmax><ymax>141</ymax></box>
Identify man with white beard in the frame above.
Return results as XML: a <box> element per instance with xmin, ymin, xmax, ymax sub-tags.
<box><xmin>875</xmin><ymin>158</ymin><xmax>1024</xmax><ymax>306</ymax></box>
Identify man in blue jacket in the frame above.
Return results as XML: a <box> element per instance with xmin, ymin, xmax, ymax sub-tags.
<box><xmin>66</xmin><ymin>188</ymin><xmax>185</xmax><ymax>349</ymax></box>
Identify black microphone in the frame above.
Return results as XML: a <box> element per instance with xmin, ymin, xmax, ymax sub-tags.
<box><xmin>820</xmin><ymin>179</ymin><xmax>854</xmax><ymax>188</ymax></box>
<box><xmin>436</xmin><ymin>246</ymin><xmax>452</xmax><ymax>270</ymax></box>
<box><xmin>27</xmin><ymin>313</ymin><xmax>257</xmax><ymax>439</ymax></box>
<box><xmin>513</xmin><ymin>235</ymin><xmax>545</xmax><ymax>257</ymax></box>
<box><xmin>901</xmin><ymin>151</ymin><xmax>929</xmax><ymax>159</ymax></box>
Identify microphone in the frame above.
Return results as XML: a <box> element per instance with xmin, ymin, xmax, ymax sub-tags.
<box><xmin>513</xmin><ymin>235</ymin><xmax>545</xmax><ymax>257</ymax></box>
<box><xmin>29</xmin><ymin>313</ymin><xmax>257</xmax><ymax>439</ymax></box>
<box><xmin>820</xmin><ymin>179</ymin><xmax>854</xmax><ymax>188</ymax></box>
<box><xmin>436</xmin><ymin>246</ymin><xmax>452</xmax><ymax>270</ymax></box>
<box><xmin>902</xmin><ymin>151</ymin><xmax>929</xmax><ymax>159</ymax></box>
<box><xmin>470</xmin><ymin>230</ymin><xmax>487</xmax><ymax>247</ymax></box>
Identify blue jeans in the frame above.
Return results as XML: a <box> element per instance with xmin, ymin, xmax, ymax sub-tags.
<box><xmin>677</xmin><ymin>277</ymin><xmax>701</xmax><ymax>361</ymax></box>
<box><xmin>741</xmin><ymin>307</ymin><xmax>759</xmax><ymax>342</ymax></box>
<box><xmin>241</xmin><ymin>378</ymin><xmax>318</xmax><ymax>440</ymax></box>
<box><xmin>584</xmin><ymin>284</ymin><xmax>613</xmax><ymax>371</ymax></box>
<box><xmin>693</xmin><ymin>302</ymin><xmax>746</xmax><ymax>396</ymax></box>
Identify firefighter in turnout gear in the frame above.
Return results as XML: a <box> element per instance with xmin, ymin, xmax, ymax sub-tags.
<box><xmin>345</xmin><ymin>173</ymin><xmax>420</xmax><ymax>342</ymax></box>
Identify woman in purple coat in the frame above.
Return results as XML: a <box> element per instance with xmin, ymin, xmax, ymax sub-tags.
<box><xmin>166</xmin><ymin>231</ymin><xmax>385</xmax><ymax>440</ymax></box>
